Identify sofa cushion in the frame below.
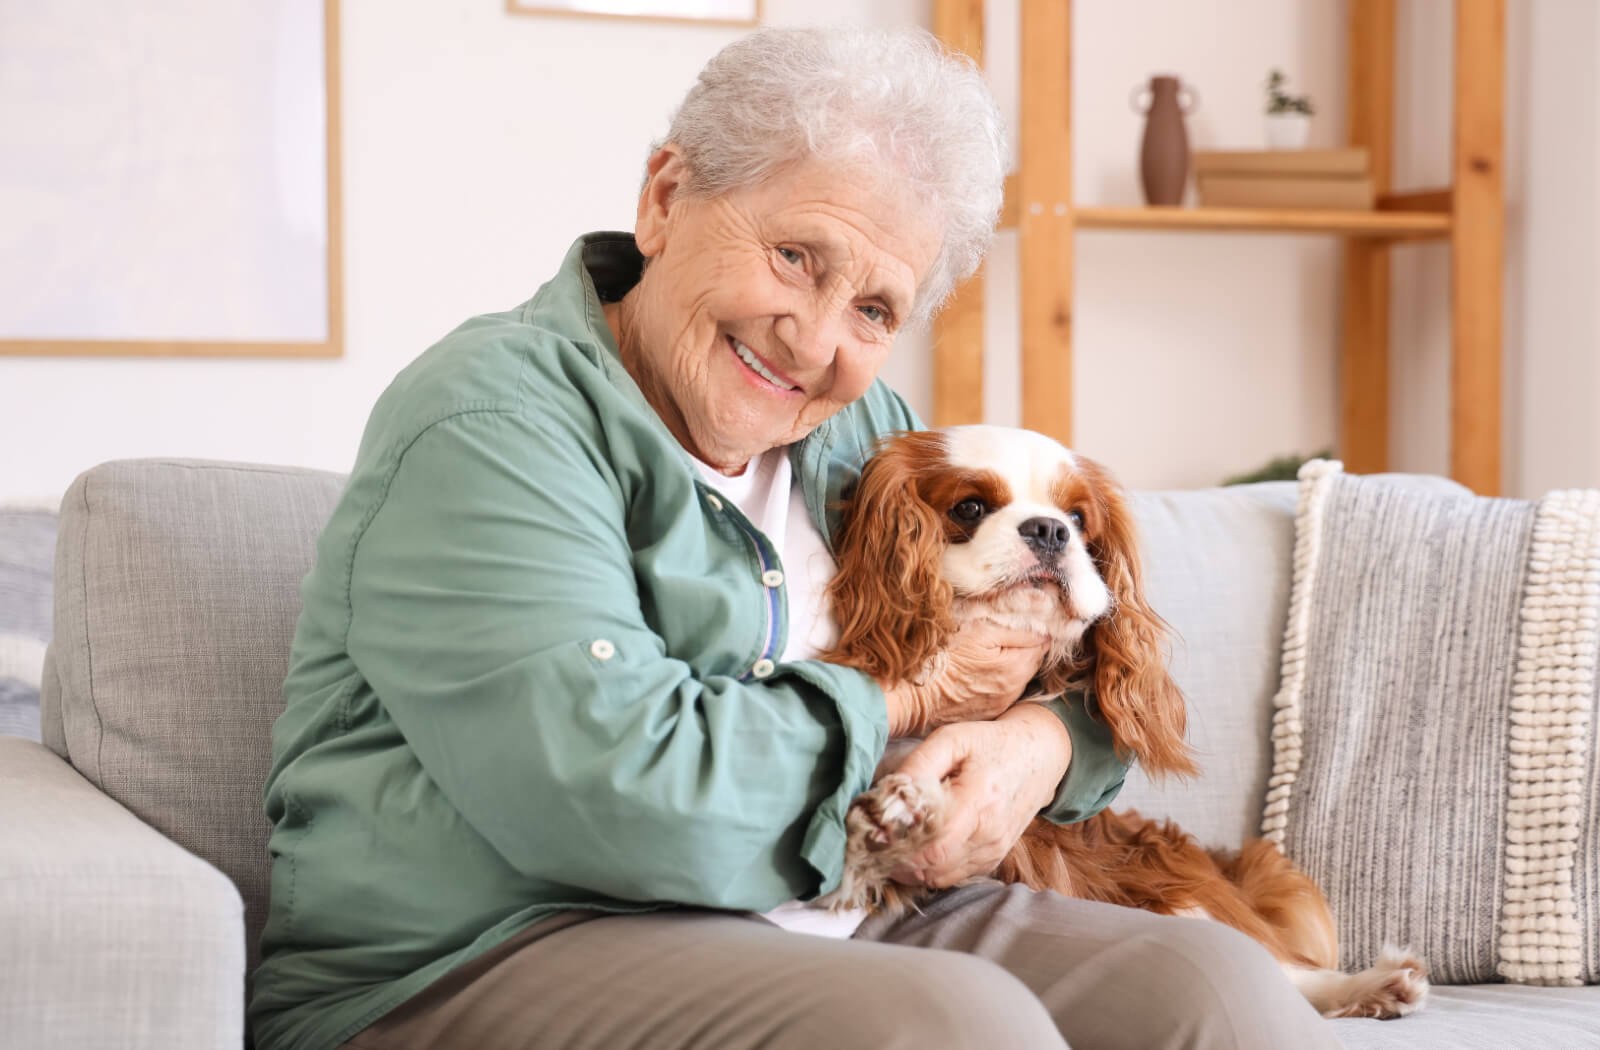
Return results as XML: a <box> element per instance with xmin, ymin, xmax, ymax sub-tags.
<box><xmin>1263</xmin><ymin>461</ymin><xmax>1600</xmax><ymax>986</ymax></box>
<box><xmin>1110</xmin><ymin>482</ymin><xmax>1298</xmax><ymax>851</ymax></box>
<box><xmin>1330</xmin><ymin>984</ymin><xmax>1600</xmax><ymax>1049</ymax></box>
<box><xmin>1</xmin><ymin>505</ymin><xmax>58</xmax><ymax>743</ymax></box>
<box><xmin>44</xmin><ymin>459</ymin><xmax>345</xmax><ymax>987</ymax></box>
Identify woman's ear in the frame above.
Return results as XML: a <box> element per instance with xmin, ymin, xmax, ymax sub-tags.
<box><xmin>635</xmin><ymin>145</ymin><xmax>688</xmax><ymax>258</ymax></box>
<box><xmin>1079</xmin><ymin>459</ymin><xmax>1197</xmax><ymax>781</ymax></box>
<box><xmin>821</xmin><ymin>436</ymin><xmax>955</xmax><ymax>683</ymax></box>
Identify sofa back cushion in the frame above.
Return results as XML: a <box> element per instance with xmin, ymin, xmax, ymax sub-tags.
<box><xmin>1113</xmin><ymin>483</ymin><xmax>1298</xmax><ymax>848</ymax></box>
<box><xmin>43</xmin><ymin>459</ymin><xmax>345</xmax><ymax>982</ymax></box>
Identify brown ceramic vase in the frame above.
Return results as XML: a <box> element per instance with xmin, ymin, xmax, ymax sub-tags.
<box><xmin>1134</xmin><ymin>75</ymin><xmax>1192</xmax><ymax>206</ymax></box>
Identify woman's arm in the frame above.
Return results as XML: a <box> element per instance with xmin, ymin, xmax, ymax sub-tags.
<box><xmin>345</xmin><ymin>408</ymin><xmax>886</xmax><ymax>910</ymax></box>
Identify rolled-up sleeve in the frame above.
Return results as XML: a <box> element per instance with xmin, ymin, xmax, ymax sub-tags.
<box><xmin>1036</xmin><ymin>690</ymin><xmax>1130</xmax><ymax>824</ymax></box>
<box><xmin>345</xmin><ymin>409</ymin><xmax>888</xmax><ymax>911</ymax></box>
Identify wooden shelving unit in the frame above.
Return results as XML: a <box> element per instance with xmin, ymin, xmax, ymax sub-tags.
<box><xmin>932</xmin><ymin>0</ymin><xmax>1505</xmax><ymax>495</ymax></box>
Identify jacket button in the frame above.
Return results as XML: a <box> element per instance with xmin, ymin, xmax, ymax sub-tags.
<box><xmin>761</xmin><ymin>569</ymin><xmax>784</xmax><ymax>588</ymax></box>
<box><xmin>706</xmin><ymin>493</ymin><xmax>724</xmax><ymax>512</ymax></box>
<box><xmin>590</xmin><ymin>639</ymin><xmax>616</xmax><ymax>661</ymax></box>
<box><xmin>752</xmin><ymin>658</ymin><xmax>776</xmax><ymax>679</ymax></box>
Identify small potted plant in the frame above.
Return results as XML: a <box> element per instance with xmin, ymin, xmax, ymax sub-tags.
<box><xmin>1264</xmin><ymin>69</ymin><xmax>1314</xmax><ymax>149</ymax></box>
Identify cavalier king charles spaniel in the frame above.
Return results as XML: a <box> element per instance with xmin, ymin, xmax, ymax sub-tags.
<box><xmin>817</xmin><ymin>426</ymin><xmax>1428</xmax><ymax>1021</ymax></box>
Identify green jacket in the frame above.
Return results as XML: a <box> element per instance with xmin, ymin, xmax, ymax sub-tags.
<box><xmin>249</xmin><ymin>233</ymin><xmax>1130</xmax><ymax>1050</ymax></box>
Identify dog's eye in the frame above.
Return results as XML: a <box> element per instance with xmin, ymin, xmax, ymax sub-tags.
<box><xmin>1067</xmin><ymin>509</ymin><xmax>1086</xmax><ymax>531</ymax></box>
<box><xmin>950</xmin><ymin>498</ymin><xmax>987</xmax><ymax>524</ymax></box>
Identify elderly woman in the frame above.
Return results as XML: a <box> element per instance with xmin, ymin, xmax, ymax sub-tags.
<box><xmin>250</xmin><ymin>27</ymin><xmax>1339</xmax><ymax>1050</ymax></box>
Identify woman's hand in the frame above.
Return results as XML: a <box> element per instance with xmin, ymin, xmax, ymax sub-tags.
<box><xmin>879</xmin><ymin>619</ymin><xmax>1050</xmax><ymax>738</ymax></box>
<box><xmin>888</xmin><ymin>703</ymin><xmax>1073</xmax><ymax>888</ymax></box>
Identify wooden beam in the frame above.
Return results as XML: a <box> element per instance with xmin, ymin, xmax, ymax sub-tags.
<box><xmin>1340</xmin><ymin>0</ymin><xmax>1395</xmax><ymax>476</ymax></box>
<box><xmin>930</xmin><ymin>0</ymin><xmax>987</xmax><ymax>426</ymax></box>
<box><xmin>932</xmin><ymin>0</ymin><xmax>982</xmax><ymax>59</ymax></box>
<box><xmin>1376</xmin><ymin>188</ymin><xmax>1452</xmax><ymax>212</ymax></box>
<box><xmin>1018</xmin><ymin>0</ymin><xmax>1073</xmax><ymax>445</ymax></box>
<box><xmin>1075</xmin><ymin>205</ymin><xmax>1447</xmax><ymax>239</ymax></box>
<box><xmin>1450</xmin><ymin>0</ymin><xmax>1505</xmax><ymax>495</ymax></box>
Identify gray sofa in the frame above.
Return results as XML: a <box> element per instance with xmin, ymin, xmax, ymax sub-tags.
<box><xmin>1</xmin><ymin>457</ymin><xmax>1596</xmax><ymax>1049</ymax></box>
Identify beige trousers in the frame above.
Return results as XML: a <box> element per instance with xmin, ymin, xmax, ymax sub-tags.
<box><xmin>339</xmin><ymin>881</ymin><xmax>1343</xmax><ymax>1050</ymax></box>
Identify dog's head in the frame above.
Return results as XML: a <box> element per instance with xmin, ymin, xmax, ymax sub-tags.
<box><xmin>825</xmin><ymin>425</ymin><xmax>1195</xmax><ymax>779</ymax></box>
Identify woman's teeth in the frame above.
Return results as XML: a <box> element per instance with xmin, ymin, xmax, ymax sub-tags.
<box><xmin>732</xmin><ymin>338</ymin><xmax>797</xmax><ymax>391</ymax></box>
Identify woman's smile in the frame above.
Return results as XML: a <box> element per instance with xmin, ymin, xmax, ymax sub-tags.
<box><xmin>726</xmin><ymin>334</ymin><xmax>801</xmax><ymax>395</ymax></box>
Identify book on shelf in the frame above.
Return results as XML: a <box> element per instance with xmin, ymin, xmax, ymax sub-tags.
<box><xmin>1192</xmin><ymin>147</ymin><xmax>1370</xmax><ymax>177</ymax></box>
<box><xmin>1196</xmin><ymin>173</ymin><xmax>1376</xmax><ymax>211</ymax></box>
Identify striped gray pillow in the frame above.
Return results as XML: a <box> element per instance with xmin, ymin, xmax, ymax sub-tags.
<box><xmin>1261</xmin><ymin>461</ymin><xmax>1599</xmax><ymax>986</ymax></box>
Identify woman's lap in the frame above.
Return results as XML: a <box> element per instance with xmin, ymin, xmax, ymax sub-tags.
<box><xmin>340</xmin><ymin>882</ymin><xmax>1340</xmax><ymax>1050</ymax></box>
<box><xmin>857</xmin><ymin>880</ymin><xmax>1342</xmax><ymax>1050</ymax></box>
<box><xmin>339</xmin><ymin>905</ymin><xmax>1058</xmax><ymax>1050</ymax></box>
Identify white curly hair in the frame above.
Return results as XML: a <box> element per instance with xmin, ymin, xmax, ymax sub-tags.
<box><xmin>652</xmin><ymin>26</ymin><xmax>1007</xmax><ymax>327</ymax></box>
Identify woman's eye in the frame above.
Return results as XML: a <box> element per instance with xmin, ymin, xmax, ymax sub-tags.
<box><xmin>951</xmin><ymin>498</ymin><xmax>986</xmax><ymax>524</ymax></box>
<box><xmin>858</xmin><ymin>304</ymin><xmax>887</xmax><ymax>325</ymax></box>
<box><xmin>777</xmin><ymin>246</ymin><xmax>804</xmax><ymax>268</ymax></box>
<box><xmin>1068</xmin><ymin>509</ymin><xmax>1086</xmax><ymax>530</ymax></box>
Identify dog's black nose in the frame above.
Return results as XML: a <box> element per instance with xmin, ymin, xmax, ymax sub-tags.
<box><xmin>1018</xmin><ymin>516</ymin><xmax>1070</xmax><ymax>556</ymax></box>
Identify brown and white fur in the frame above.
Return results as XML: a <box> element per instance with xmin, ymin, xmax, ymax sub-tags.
<box><xmin>816</xmin><ymin>426</ymin><xmax>1428</xmax><ymax>1022</ymax></box>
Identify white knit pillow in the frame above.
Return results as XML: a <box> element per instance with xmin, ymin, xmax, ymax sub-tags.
<box><xmin>1262</xmin><ymin>461</ymin><xmax>1600</xmax><ymax>986</ymax></box>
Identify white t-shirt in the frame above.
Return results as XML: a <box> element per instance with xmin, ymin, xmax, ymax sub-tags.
<box><xmin>691</xmin><ymin>447</ymin><xmax>872</xmax><ymax>938</ymax></box>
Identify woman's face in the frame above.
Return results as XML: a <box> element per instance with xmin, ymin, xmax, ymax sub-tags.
<box><xmin>612</xmin><ymin>147</ymin><xmax>942</xmax><ymax>473</ymax></box>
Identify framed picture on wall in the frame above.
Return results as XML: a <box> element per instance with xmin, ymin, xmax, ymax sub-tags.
<box><xmin>0</xmin><ymin>0</ymin><xmax>343</xmax><ymax>358</ymax></box>
<box><xmin>506</xmin><ymin>0</ymin><xmax>760</xmax><ymax>29</ymax></box>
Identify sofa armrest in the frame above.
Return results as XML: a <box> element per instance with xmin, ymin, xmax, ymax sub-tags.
<box><xmin>0</xmin><ymin>737</ymin><xmax>245</xmax><ymax>1049</ymax></box>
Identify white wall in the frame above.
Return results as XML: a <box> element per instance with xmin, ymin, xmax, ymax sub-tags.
<box><xmin>2</xmin><ymin>0</ymin><xmax>1596</xmax><ymax>504</ymax></box>
<box><xmin>1497</xmin><ymin>0</ymin><xmax>1600</xmax><ymax>497</ymax></box>
<box><xmin>1391</xmin><ymin>0</ymin><xmax>1600</xmax><ymax>498</ymax></box>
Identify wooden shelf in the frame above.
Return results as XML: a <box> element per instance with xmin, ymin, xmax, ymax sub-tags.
<box><xmin>933</xmin><ymin>0</ymin><xmax>1505</xmax><ymax>495</ymax></box>
<box><xmin>1073</xmin><ymin>205</ymin><xmax>1452</xmax><ymax>240</ymax></box>
<box><xmin>996</xmin><ymin>175</ymin><xmax>1453</xmax><ymax>239</ymax></box>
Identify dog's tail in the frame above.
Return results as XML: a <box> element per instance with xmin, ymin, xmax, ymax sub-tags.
<box><xmin>1213</xmin><ymin>838</ymin><xmax>1339</xmax><ymax>970</ymax></box>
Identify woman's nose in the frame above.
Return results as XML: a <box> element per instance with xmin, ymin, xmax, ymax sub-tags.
<box><xmin>774</xmin><ymin>304</ymin><xmax>847</xmax><ymax>371</ymax></box>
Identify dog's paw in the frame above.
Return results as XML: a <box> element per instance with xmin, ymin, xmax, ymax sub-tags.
<box><xmin>817</xmin><ymin>774</ymin><xmax>944</xmax><ymax>916</ymax></box>
<box><xmin>1332</xmin><ymin>946</ymin><xmax>1430</xmax><ymax>1020</ymax></box>
<box><xmin>850</xmin><ymin>773</ymin><xmax>938</xmax><ymax>852</ymax></box>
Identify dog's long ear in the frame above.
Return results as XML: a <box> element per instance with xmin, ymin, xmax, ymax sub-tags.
<box><xmin>820</xmin><ymin>434</ymin><xmax>956</xmax><ymax>683</ymax></box>
<box><xmin>1077</xmin><ymin>457</ymin><xmax>1197</xmax><ymax>780</ymax></box>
